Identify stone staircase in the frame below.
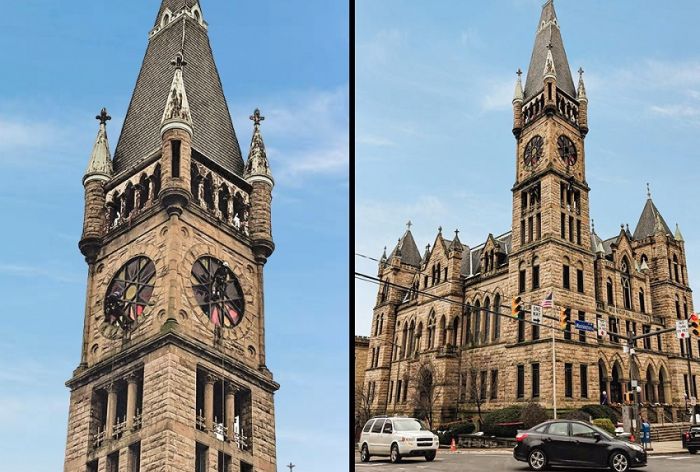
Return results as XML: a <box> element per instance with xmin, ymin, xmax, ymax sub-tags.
<box><xmin>650</xmin><ymin>423</ymin><xmax>690</xmax><ymax>442</ymax></box>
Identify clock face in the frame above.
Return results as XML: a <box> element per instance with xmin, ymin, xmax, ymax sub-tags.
<box><xmin>557</xmin><ymin>135</ymin><xmax>577</xmax><ymax>166</ymax></box>
<box><xmin>524</xmin><ymin>135</ymin><xmax>544</xmax><ymax>168</ymax></box>
<box><xmin>191</xmin><ymin>256</ymin><xmax>245</xmax><ymax>328</ymax></box>
<box><xmin>102</xmin><ymin>256</ymin><xmax>156</xmax><ymax>338</ymax></box>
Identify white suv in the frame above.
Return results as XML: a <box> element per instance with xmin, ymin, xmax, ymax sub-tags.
<box><xmin>359</xmin><ymin>416</ymin><xmax>439</xmax><ymax>463</ymax></box>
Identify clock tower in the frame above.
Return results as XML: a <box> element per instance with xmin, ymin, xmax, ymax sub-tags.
<box><xmin>507</xmin><ymin>0</ymin><xmax>595</xmax><ymax>345</ymax></box>
<box><xmin>63</xmin><ymin>2</ymin><xmax>278</xmax><ymax>471</ymax></box>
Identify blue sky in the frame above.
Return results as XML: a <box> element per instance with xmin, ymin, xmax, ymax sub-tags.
<box><xmin>356</xmin><ymin>0</ymin><xmax>700</xmax><ymax>334</ymax></box>
<box><xmin>0</xmin><ymin>1</ymin><xmax>347</xmax><ymax>471</ymax></box>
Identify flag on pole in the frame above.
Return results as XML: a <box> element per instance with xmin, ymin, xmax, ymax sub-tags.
<box><xmin>541</xmin><ymin>291</ymin><xmax>553</xmax><ymax>308</ymax></box>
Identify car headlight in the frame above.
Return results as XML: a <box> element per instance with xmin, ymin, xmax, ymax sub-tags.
<box><xmin>629</xmin><ymin>443</ymin><xmax>644</xmax><ymax>452</ymax></box>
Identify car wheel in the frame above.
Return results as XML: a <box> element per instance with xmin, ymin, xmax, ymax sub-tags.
<box><xmin>425</xmin><ymin>450</ymin><xmax>436</xmax><ymax>461</ymax></box>
<box><xmin>360</xmin><ymin>444</ymin><xmax>370</xmax><ymax>462</ymax></box>
<box><xmin>528</xmin><ymin>448</ymin><xmax>547</xmax><ymax>471</ymax></box>
<box><xmin>689</xmin><ymin>448</ymin><xmax>698</xmax><ymax>454</ymax></box>
<box><xmin>609</xmin><ymin>451</ymin><xmax>629</xmax><ymax>472</ymax></box>
<box><xmin>390</xmin><ymin>444</ymin><xmax>401</xmax><ymax>464</ymax></box>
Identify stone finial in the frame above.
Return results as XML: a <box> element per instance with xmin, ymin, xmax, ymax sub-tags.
<box><xmin>83</xmin><ymin>108</ymin><xmax>113</xmax><ymax>185</ymax></box>
<box><xmin>675</xmin><ymin>223</ymin><xmax>684</xmax><ymax>242</ymax></box>
<box><xmin>646</xmin><ymin>182</ymin><xmax>651</xmax><ymax>199</ymax></box>
<box><xmin>543</xmin><ymin>42</ymin><xmax>557</xmax><ymax>79</ymax></box>
<box><xmin>406</xmin><ymin>220</ymin><xmax>413</xmax><ymax>231</ymax></box>
<box><xmin>244</xmin><ymin>108</ymin><xmax>273</xmax><ymax>185</ymax></box>
<box><xmin>513</xmin><ymin>68</ymin><xmax>524</xmax><ymax>103</ymax></box>
<box><xmin>161</xmin><ymin>51</ymin><xmax>193</xmax><ymax>135</ymax></box>
<box><xmin>591</xmin><ymin>218</ymin><xmax>595</xmax><ymax>234</ymax></box>
<box><xmin>576</xmin><ymin>67</ymin><xmax>587</xmax><ymax>101</ymax></box>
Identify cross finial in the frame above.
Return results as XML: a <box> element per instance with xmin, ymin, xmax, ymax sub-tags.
<box><xmin>287</xmin><ymin>463</ymin><xmax>295</xmax><ymax>472</ymax></box>
<box><xmin>250</xmin><ymin>108</ymin><xmax>265</xmax><ymax>127</ymax></box>
<box><xmin>591</xmin><ymin>219</ymin><xmax>595</xmax><ymax>233</ymax></box>
<box><xmin>646</xmin><ymin>182</ymin><xmax>651</xmax><ymax>199</ymax></box>
<box><xmin>455</xmin><ymin>229</ymin><xmax>460</xmax><ymax>237</ymax></box>
<box><xmin>578</xmin><ymin>67</ymin><xmax>584</xmax><ymax>78</ymax></box>
<box><xmin>438</xmin><ymin>226</ymin><xmax>442</xmax><ymax>234</ymax></box>
<box><xmin>516</xmin><ymin>68</ymin><xmax>522</xmax><ymax>78</ymax></box>
<box><xmin>171</xmin><ymin>51</ymin><xmax>188</xmax><ymax>70</ymax></box>
<box><xmin>96</xmin><ymin>108</ymin><xmax>111</xmax><ymax>125</ymax></box>
<box><xmin>406</xmin><ymin>220</ymin><xmax>412</xmax><ymax>230</ymax></box>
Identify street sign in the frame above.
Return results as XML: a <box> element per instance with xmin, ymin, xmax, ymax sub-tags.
<box><xmin>677</xmin><ymin>320</ymin><xmax>689</xmax><ymax>339</ymax></box>
<box><xmin>575</xmin><ymin>320</ymin><xmax>595</xmax><ymax>332</ymax></box>
<box><xmin>531</xmin><ymin>305</ymin><xmax>542</xmax><ymax>324</ymax></box>
<box><xmin>597</xmin><ymin>318</ymin><xmax>607</xmax><ymax>337</ymax></box>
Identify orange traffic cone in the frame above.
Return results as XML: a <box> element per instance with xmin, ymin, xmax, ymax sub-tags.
<box><xmin>450</xmin><ymin>438</ymin><xmax>457</xmax><ymax>452</ymax></box>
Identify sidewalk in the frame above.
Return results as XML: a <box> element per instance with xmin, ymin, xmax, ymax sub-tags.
<box><xmin>645</xmin><ymin>440</ymin><xmax>687</xmax><ymax>455</ymax></box>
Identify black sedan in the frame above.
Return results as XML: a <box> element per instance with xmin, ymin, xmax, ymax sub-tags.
<box><xmin>513</xmin><ymin>420</ymin><xmax>646</xmax><ymax>471</ymax></box>
<box><xmin>682</xmin><ymin>425</ymin><xmax>700</xmax><ymax>453</ymax></box>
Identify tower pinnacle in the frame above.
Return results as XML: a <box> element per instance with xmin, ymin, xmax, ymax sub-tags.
<box><xmin>161</xmin><ymin>51</ymin><xmax>193</xmax><ymax>136</ymax></box>
<box><xmin>244</xmin><ymin>108</ymin><xmax>274</xmax><ymax>185</ymax></box>
<box><xmin>83</xmin><ymin>108</ymin><xmax>113</xmax><ymax>185</ymax></box>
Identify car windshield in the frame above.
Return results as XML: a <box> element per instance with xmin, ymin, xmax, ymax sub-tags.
<box><xmin>587</xmin><ymin>423</ymin><xmax>613</xmax><ymax>440</ymax></box>
<box><xmin>393</xmin><ymin>419</ymin><xmax>426</xmax><ymax>431</ymax></box>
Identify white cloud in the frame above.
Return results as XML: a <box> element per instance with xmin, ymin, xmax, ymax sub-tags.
<box><xmin>649</xmin><ymin>104</ymin><xmax>700</xmax><ymax>118</ymax></box>
<box><xmin>234</xmin><ymin>86</ymin><xmax>348</xmax><ymax>184</ymax></box>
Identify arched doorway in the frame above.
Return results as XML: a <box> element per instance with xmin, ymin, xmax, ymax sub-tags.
<box><xmin>658</xmin><ymin>367</ymin><xmax>667</xmax><ymax>404</ymax></box>
<box><xmin>611</xmin><ymin>362</ymin><xmax>623</xmax><ymax>403</ymax></box>
<box><xmin>645</xmin><ymin>365</ymin><xmax>656</xmax><ymax>403</ymax></box>
<box><xmin>598</xmin><ymin>360</ymin><xmax>608</xmax><ymax>403</ymax></box>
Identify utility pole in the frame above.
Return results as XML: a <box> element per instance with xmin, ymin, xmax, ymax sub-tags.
<box><xmin>627</xmin><ymin>331</ymin><xmax>640</xmax><ymax>442</ymax></box>
<box><xmin>551</xmin><ymin>326</ymin><xmax>557</xmax><ymax>419</ymax></box>
<box><xmin>685</xmin><ymin>337</ymin><xmax>697</xmax><ymax>425</ymax></box>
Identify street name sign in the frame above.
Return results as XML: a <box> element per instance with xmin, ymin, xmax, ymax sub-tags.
<box><xmin>575</xmin><ymin>320</ymin><xmax>595</xmax><ymax>332</ymax></box>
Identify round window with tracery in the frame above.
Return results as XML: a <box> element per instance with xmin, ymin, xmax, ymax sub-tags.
<box><xmin>103</xmin><ymin>256</ymin><xmax>156</xmax><ymax>336</ymax></box>
<box><xmin>191</xmin><ymin>256</ymin><xmax>245</xmax><ymax>328</ymax></box>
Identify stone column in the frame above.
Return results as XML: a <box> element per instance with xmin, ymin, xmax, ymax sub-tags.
<box><xmin>651</xmin><ymin>381</ymin><xmax>659</xmax><ymax>404</ymax></box>
<box><xmin>225</xmin><ymin>384</ymin><xmax>237</xmax><ymax>441</ymax></box>
<box><xmin>204</xmin><ymin>374</ymin><xmax>216</xmax><ymax>431</ymax></box>
<box><xmin>605</xmin><ymin>377</ymin><xmax>612</xmax><ymax>401</ymax></box>
<box><xmin>105</xmin><ymin>384</ymin><xmax>117</xmax><ymax>439</ymax></box>
<box><xmin>126</xmin><ymin>374</ymin><xmax>138</xmax><ymax>430</ymax></box>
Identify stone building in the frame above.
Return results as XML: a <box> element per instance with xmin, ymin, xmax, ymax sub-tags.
<box><xmin>63</xmin><ymin>2</ymin><xmax>278</xmax><ymax>471</ymax></box>
<box><xmin>363</xmin><ymin>0</ymin><xmax>700</xmax><ymax>425</ymax></box>
<box><xmin>355</xmin><ymin>336</ymin><xmax>370</xmax><ymax>396</ymax></box>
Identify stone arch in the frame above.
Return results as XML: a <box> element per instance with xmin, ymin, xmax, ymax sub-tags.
<box><xmin>472</xmin><ymin>297</ymin><xmax>482</xmax><ymax>344</ymax></box>
<box><xmin>493</xmin><ymin>291</ymin><xmax>502</xmax><ymax>339</ymax></box>
<box><xmin>439</xmin><ymin>314</ymin><xmax>446</xmax><ymax>347</ymax></box>
<box><xmin>451</xmin><ymin>315</ymin><xmax>460</xmax><ymax>346</ymax></box>
<box><xmin>427</xmin><ymin>310</ymin><xmax>437</xmax><ymax>349</ymax></box>
<box><xmin>415</xmin><ymin>321</ymin><xmax>424</xmax><ymax>353</ymax></box>
<box><xmin>658</xmin><ymin>363</ymin><xmax>670</xmax><ymax>404</ymax></box>
<box><xmin>645</xmin><ymin>363</ymin><xmax>657</xmax><ymax>403</ymax></box>
<box><xmin>610</xmin><ymin>358</ymin><xmax>624</xmax><ymax>403</ymax></box>
<box><xmin>483</xmin><ymin>296</ymin><xmax>491</xmax><ymax>343</ymax></box>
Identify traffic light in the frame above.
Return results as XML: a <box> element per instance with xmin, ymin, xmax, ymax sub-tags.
<box><xmin>690</xmin><ymin>312</ymin><xmax>700</xmax><ymax>337</ymax></box>
<box><xmin>512</xmin><ymin>296</ymin><xmax>524</xmax><ymax>317</ymax></box>
<box><xmin>559</xmin><ymin>307</ymin><xmax>571</xmax><ymax>330</ymax></box>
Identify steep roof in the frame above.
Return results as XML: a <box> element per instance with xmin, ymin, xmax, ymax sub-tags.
<box><xmin>389</xmin><ymin>230</ymin><xmax>422</xmax><ymax>267</ymax></box>
<box><xmin>632</xmin><ymin>198</ymin><xmax>673</xmax><ymax>240</ymax></box>
<box><xmin>523</xmin><ymin>0</ymin><xmax>576</xmax><ymax>101</ymax></box>
<box><xmin>113</xmin><ymin>3</ymin><xmax>244</xmax><ymax>175</ymax></box>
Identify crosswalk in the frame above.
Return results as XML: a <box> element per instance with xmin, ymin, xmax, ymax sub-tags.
<box><xmin>649</xmin><ymin>455</ymin><xmax>696</xmax><ymax>460</ymax></box>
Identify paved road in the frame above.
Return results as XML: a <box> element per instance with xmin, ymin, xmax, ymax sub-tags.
<box><xmin>355</xmin><ymin>451</ymin><xmax>700</xmax><ymax>472</ymax></box>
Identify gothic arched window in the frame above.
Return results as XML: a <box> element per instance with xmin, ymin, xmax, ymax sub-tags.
<box><xmin>673</xmin><ymin>255</ymin><xmax>680</xmax><ymax>282</ymax></box>
<box><xmin>621</xmin><ymin>257</ymin><xmax>632</xmax><ymax>310</ymax></box>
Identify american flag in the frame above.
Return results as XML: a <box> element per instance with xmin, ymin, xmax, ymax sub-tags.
<box><xmin>541</xmin><ymin>291</ymin><xmax>553</xmax><ymax>308</ymax></box>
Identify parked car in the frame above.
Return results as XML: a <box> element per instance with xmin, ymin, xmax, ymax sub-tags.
<box><xmin>359</xmin><ymin>416</ymin><xmax>439</xmax><ymax>463</ymax></box>
<box><xmin>681</xmin><ymin>425</ymin><xmax>700</xmax><ymax>454</ymax></box>
<box><xmin>513</xmin><ymin>419</ymin><xmax>647</xmax><ymax>471</ymax></box>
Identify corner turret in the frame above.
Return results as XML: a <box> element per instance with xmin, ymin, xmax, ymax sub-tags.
<box><xmin>244</xmin><ymin>109</ymin><xmax>275</xmax><ymax>263</ymax></box>
<box><xmin>512</xmin><ymin>69</ymin><xmax>524</xmax><ymax>137</ymax></box>
<box><xmin>79</xmin><ymin>109</ymin><xmax>113</xmax><ymax>264</ymax></box>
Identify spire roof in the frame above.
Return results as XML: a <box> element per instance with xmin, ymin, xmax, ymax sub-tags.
<box><xmin>577</xmin><ymin>67</ymin><xmax>587</xmax><ymax>101</ymax></box>
<box><xmin>632</xmin><ymin>196</ymin><xmax>672</xmax><ymax>240</ymax></box>
<box><xmin>84</xmin><ymin>108</ymin><xmax>113</xmax><ymax>184</ymax></box>
<box><xmin>114</xmin><ymin>2</ymin><xmax>244</xmax><ymax>175</ymax></box>
<box><xmin>244</xmin><ymin>109</ymin><xmax>273</xmax><ymax>183</ymax></box>
<box><xmin>513</xmin><ymin>69</ymin><xmax>524</xmax><ymax>102</ymax></box>
<box><xmin>389</xmin><ymin>228</ymin><xmax>422</xmax><ymax>267</ymax></box>
<box><xmin>524</xmin><ymin>0</ymin><xmax>576</xmax><ymax>101</ymax></box>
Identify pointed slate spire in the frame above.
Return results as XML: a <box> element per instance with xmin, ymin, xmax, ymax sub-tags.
<box><xmin>114</xmin><ymin>1</ymin><xmax>244</xmax><ymax>175</ymax></box>
<box><xmin>389</xmin><ymin>226</ymin><xmax>421</xmax><ymax>267</ymax></box>
<box><xmin>675</xmin><ymin>223</ymin><xmax>684</xmax><ymax>242</ymax></box>
<box><xmin>161</xmin><ymin>51</ymin><xmax>193</xmax><ymax>136</ymax></box>
<box><xmin>524</xmin><ymin>0</ymin><xmax>576</xmax><ymax>100</ymax></box>
<box><xmin>380</xmin><ymin>246</ymin><xmax>388</xmax><ymax>263</ymax></box>
<box><xmin>633</xmin><ymin>186</ymin><xmax>673</xmax><ymax>240</ymax></box>
<box><xmin>244</xmin><ymin>109</ymin><xmax>274</xmax><ymax>184</ymax></box>
<box><xmin>84</xmin><ymin>108</ymin><xmax>114</xmax><ymax>185</ymax></box>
